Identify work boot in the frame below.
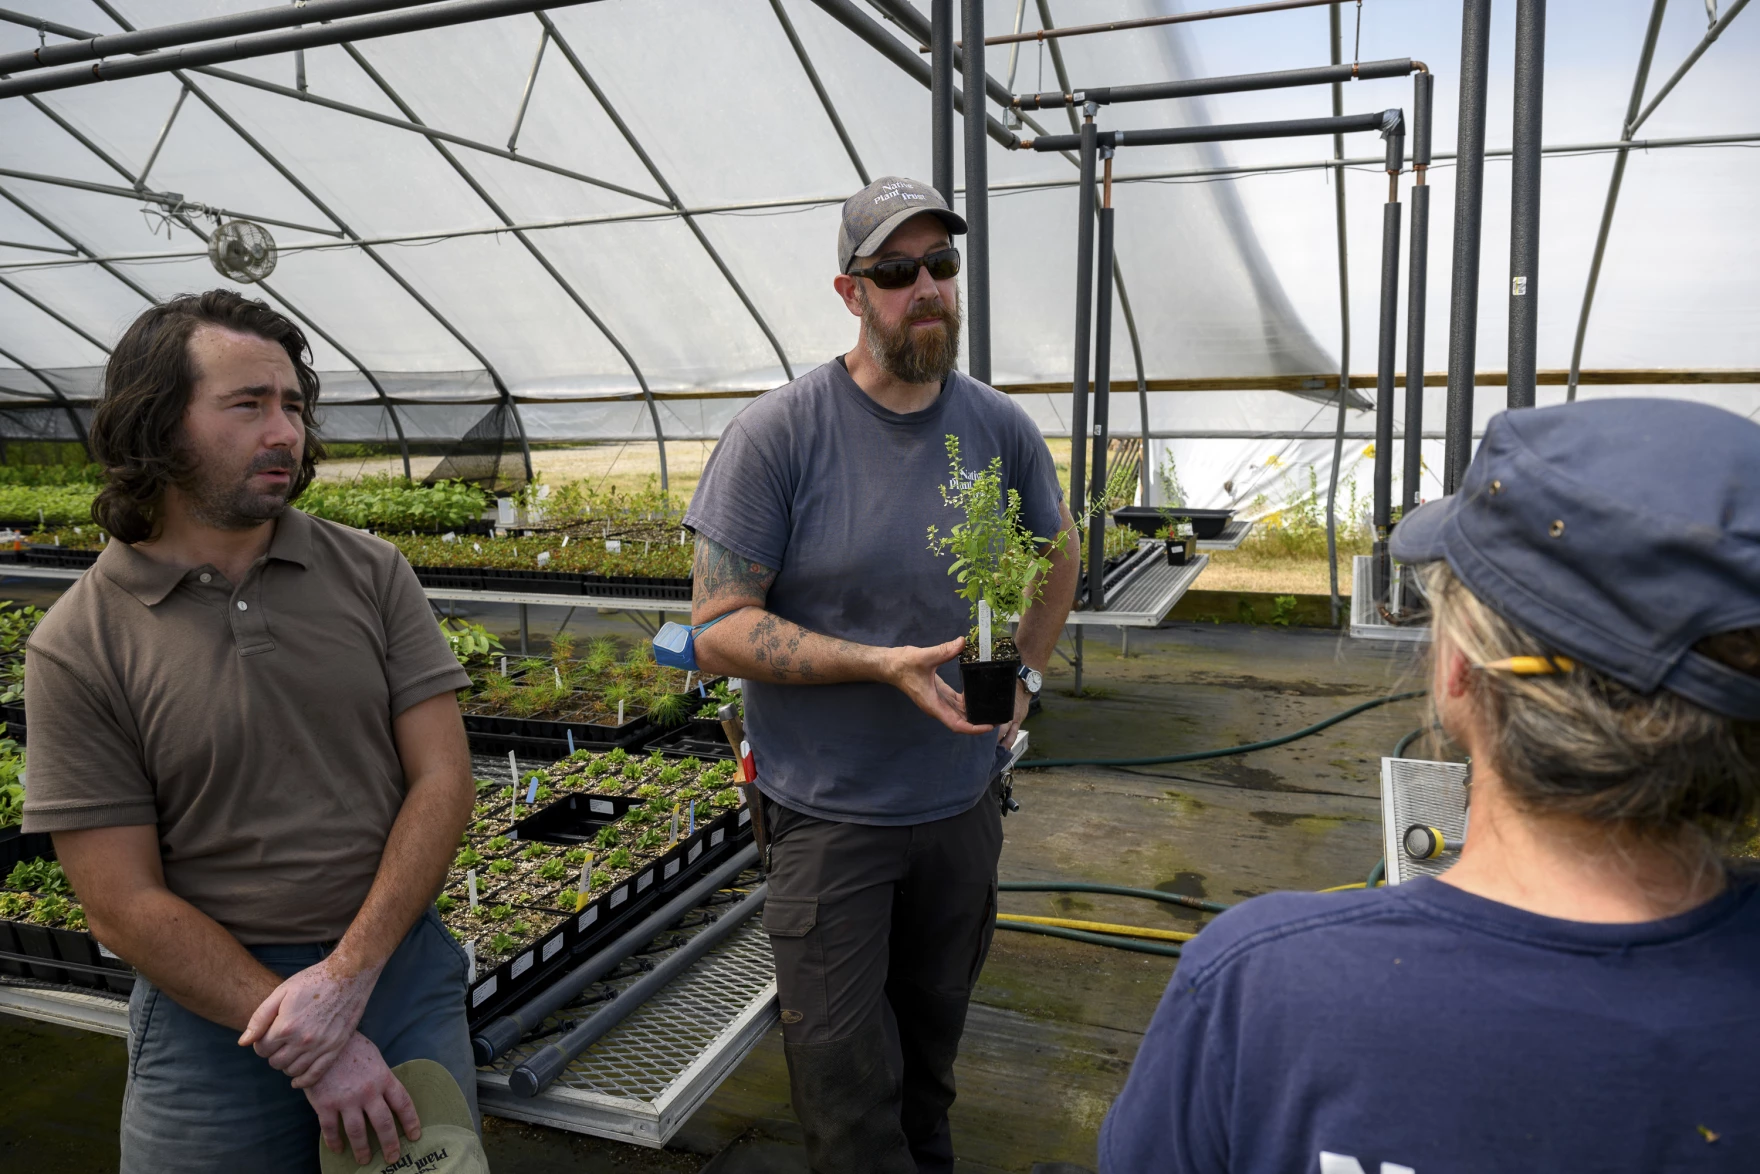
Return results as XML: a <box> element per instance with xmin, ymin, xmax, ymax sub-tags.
<box><xmin>783</xmin><ymin>1017</ymin><xmax>915</xmax><ymax>1174</ymax></box>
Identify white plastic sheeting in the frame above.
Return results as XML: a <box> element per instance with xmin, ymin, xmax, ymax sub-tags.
<box><xmin>0</xmin><ymin>0</ymin><xmax>1755</xmax><ymax>486</ymax></box>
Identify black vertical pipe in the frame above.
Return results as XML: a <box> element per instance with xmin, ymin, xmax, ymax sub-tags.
<box><xmin>1507</xmin><ymin>0</ymin><xmax>1545</xmax><ymax>409</ymax></box>
<box><xmin>931</xmin><ymin>0</ymin><xmax>954</xmax><ymax>203</ymax></box>
<box><xmin>1445</xmin><ymin>0</ymin><xmax>1492</xmax><ymax>491</ymax></box>
<box><xmin>1402</xmin><ymin>72</ymin><xmax>1433</xmax><ymax>522</ymax></box>
<box><xmin>961</xmin><ymin>0</ymin><xmax>990</xmax><ymax>383</ymax></box>
<box><xmin>1372</xmin><ymin>123</ymin><xmax>1405</xmax><ymax>606</ymax></box>
<box><xmin>1088</xmin><ymin>201</ymin><xmax>1116</xmax><ymax>612</ymax></box>
<box><xmin>1068</xmin><ymin>119</ymin><xmax>1097</xmax><ymax>543</ymax></box>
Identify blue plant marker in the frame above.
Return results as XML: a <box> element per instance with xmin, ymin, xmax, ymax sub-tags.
<box><xmin>525</xmin><ymin>777</ymin><xmax>539</xmax><ymax>805</ymax></box>
<box><xmin>567</xmin><ymin>729</ymin><xmax>576</xmax><ymax>755</ymax></box>
<box><xmin>698</xmin><ymin>680</ymin><xmax>707</xmax><ymax>697</ymax></box>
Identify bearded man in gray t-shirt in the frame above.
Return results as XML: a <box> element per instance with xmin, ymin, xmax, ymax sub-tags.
<box><xmin>686</xmin><ymin>176</ymin><xmax>1078</xmax><ymax>1172</ymax></box>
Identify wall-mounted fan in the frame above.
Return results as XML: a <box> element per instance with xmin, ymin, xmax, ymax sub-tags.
<box><xmin>207</xmin><ymin>219</ymin><xmax>277</xmax><ymax>283</ymax></box>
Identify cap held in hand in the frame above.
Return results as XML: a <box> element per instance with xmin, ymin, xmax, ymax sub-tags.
<box><xmin>318</xmin><ymin>1059</ymin><xmax>486</xmax><ymax>1174</ymax></box>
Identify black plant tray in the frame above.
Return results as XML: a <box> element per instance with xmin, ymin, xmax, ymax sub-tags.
<box><xmin>642</xmin><ymin>718</ymin><xmax>737</xmax><ymax>762</ymax></box>
<box><xmin>507</xmin><ymin>791</ymin><xmax>646</xmax><ymax>841</ymax></box>
<box><xmin>0</xmin><ymin>701</ymin><xmax>23</xmax><ymax>744</ymax></box>
<box><xmin>462</xmin><ymin>800</ymin><xmax>753</xmax><ymax>1029</ymax></box>
<box><xmin>0</xmin><ymin>917</ymin><xmax>135</xmax><ymax>992</ymax></box>
<box><xmin>412</xmin><ymin>565</ymin><xmax>484</xmax><ymax>591</ymax></box>
<box><xmin>0</xmin><ymin>825</ymin><xmax>51</xmax><ymax>872</ymax></box>
<box><xmin>1113</xmin><ymin>505</ymin><xmax>1234</xmax><ymax>541</ymax></box>
<box><xmin>478</xmin><ymin>568</ymin><xmax>585</xmax><ymax>596</ymax></box>
<box><xmin>461</xmin><ymin>707</ymin><xmax>657</xmax><ymax>763</ymax></box>
<box><xmin>21</xmin><ymin>545</ymin><xmax>100</xmax><ymax>569</ymax></box>
<box><xmin>581</xmin><ymin>574</ymin><xmax>693</xmax><ymax>602</ymax></box>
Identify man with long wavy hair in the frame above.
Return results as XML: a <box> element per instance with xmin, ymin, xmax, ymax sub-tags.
<box><xmin>21</xmin><ymin>290</ymin><xmax>479</xmax><ymax>1173</ymax></box>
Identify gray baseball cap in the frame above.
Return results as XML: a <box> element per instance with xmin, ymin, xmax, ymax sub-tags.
<box><xmin>838</xmin><ymin>176</ymin><xmax>966</xmax><ymax>274</ymax></box>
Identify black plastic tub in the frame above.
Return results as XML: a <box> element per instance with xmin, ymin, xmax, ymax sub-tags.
<box><xmin>461</xmin><ymin>800</ymin><xmax>753</xmax><ymax>1028</ymax></box>
<box><xmin>643</xmin><ymin>718</ymin><xmax>737</xmax><ymax>762</ymax></box>
<box><xmin>1112</xmin><ymin>506</ymin><xmax>1234</xmax><ymax>541</ymax></box>
<box><xmin>411</xmin><ymin>565</ymin><xmax>484</xmax><ymax>591</ymax></box>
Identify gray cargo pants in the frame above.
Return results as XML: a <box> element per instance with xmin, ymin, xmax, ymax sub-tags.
<box><xmin>761</xmin><ymin>789</ymin><xmax>1004</xmax><ymax>1174</ymax></box>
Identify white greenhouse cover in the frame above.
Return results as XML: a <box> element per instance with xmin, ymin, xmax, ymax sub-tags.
<box><xmin>0</xmin><ymin>0</ymin><xmax>1755</xmax><ymax>508</ymax></box>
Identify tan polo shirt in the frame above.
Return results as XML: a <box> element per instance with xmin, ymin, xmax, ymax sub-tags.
<box><xmin>21</xmin><ymin>508</ymin><xmax>470</xmax><ymax>944</ymax></box>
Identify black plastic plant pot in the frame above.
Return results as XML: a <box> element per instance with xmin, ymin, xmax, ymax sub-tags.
<box><xmin>411</xmin><ymin>565</ymin><xmax>484</xmax><ymax>591</ymax></box>
<box><xmin>960</xmin><ymin>658</ymin><xmax>1021</xmax><ymax>726</ymax></box>
<box><xmin>0</xmin><ymin>826</ymin><xmax>53</xmax><ymax>872</ymax></box>
<box><xmin>477</xmin><ymin>568</ymin><xmax>585</xmax><ymax>596</ymax></box>
<box><xmin>1164</xmin><ymin>537</ymin><xmax>1193</xmax><ymax>566</ymax></box>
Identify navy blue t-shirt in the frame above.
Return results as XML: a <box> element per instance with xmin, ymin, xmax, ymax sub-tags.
<box><xmin>685</xmin><ymin>358</ymin><xmax>1063</xmax><ymax>825</ymax></box>
<box><xmin>1101</xmin><ymin>874</ymin><xmax>1760</xmax><ymax>1173</ymax></box>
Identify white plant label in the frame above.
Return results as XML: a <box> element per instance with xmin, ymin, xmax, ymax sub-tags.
<box><xmin>605</xmin><ymin>538</ymin><xmax>622</xmax><ymax>553</ymax></box>
<box><xmin>553</xmin><ymin>667</ymin><xmax>564</xmax><ymax>689</ymax></box>
<box><xmin>617</xmin><ymin>700</ymin><xmax>625</xmax><ymax>725</ymax></box>
<box><xmin>500</xmin><ymin>656</ymin><xmax>508</xmax><ymax>676</ymax></box>
<box><xmin>442</xmin><ymin>531</ymin><xmax>456</xmax><ymax>543</ymax></box>
<box><xmin>464</xmin><ymin>938</ymin><xmax>477</xmax><ymax>983</ymax></box>
<box><xmin>507</xmin><ymin>751</ymin><xmax>520</xmax><ymax>817</ymax></box>
<box><xmin>561</xmin><ymin>534</ymin><xmax>570</xmax><ymax>548</ymax></box>
<box><xmin>978</xmin><ymin>599</ymin><xmax>993</xmax><ymax>662</ymax></box>
<box><xmin>467</xmin><ymin>870</ymin><xmax>478</xmax><ymax>909</ymax></box>
<box><xmin>536</xmin><ymin>550</ymin><xmax>551</xmax><ymax>567</ymax></box>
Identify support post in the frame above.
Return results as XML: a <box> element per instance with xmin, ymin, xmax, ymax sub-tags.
<box><xmin>1372</xmin><ymin>119</ymin><xmax>1405</xmax><ymax>607</ymax></box>
<box><xmin>1087</xmin><ymin>150</ymin><xmax>1116</xmax><ymax>612</ymax></box>
<box><xmin>1402</xmin><ymin>70</ymin><xmax>1433</xmax><ymax>523</ymax></box>
<box><xmin>931</xmin><ymin>0</ymin><xmax>955</xmax><ymax>203</ymax></box>
<box><xmin>1445</xmin><ymin>0</ymin><xmax>1492</xmax><ymax>489</ymax></box>
<box><xmin>1507</xmin><ymin>0</ymin><xmax>1545</xmax><ymax>410</ymax></box>
<box><xmin>961</xmin><ymin>0</ymin><xmax>990</xmax><ymax>384</ymax></box>
<box><xmin>1324</xmin><ymin>3</ymin><xmax>1349</xmax><ymax>627</ymax></box>
<box><xmin>1068</xmin><ymin>111</ymin><xmax>1098</xmax><ymax>596</ymax></box>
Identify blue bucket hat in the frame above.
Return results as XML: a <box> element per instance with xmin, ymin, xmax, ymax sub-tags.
<box><xmin>1391</xmin><ymin>398</ymin><xmax>1760</xmax><ymax>720</ymax></box>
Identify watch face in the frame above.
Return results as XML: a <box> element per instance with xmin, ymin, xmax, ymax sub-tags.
<box><xmin>1022</xmin><ymin>668</ymin><xmax>1043</xmax><ymax>693</ymax></box>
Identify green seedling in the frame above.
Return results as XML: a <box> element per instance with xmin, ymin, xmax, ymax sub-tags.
<box><xmin>487</xmin><ymin>859</ymin><xmax>514</xmax><ymax>876</ymax></box>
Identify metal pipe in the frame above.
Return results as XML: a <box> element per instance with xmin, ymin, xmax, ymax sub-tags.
<box><xmin>471</xmin><ymin>843</ymin><xmax>758</xmax><ymax>1064</ymax></box>
<box><xmin>807</xmin><ymin>0</ymin><xmax>1019</xmax><ymax>150</ymax></box>
<box><xmin>1566</xmin><ymin>0</ymin><xmax>1669</xmax><ymax>404</ymax></box>
<box><xmin>135</xmin><ymin>86</ymin><xmax>189</xmax><ymax>191</ymax></box>
<box><xmin>932</xmin><ymin>0</ymin><xmax>955</xmax><ymax>202</ymax></box>
<box><xmin>1067</xmin><ymin>114</ymin><xmax>1098</xmax><ymax>545</ymax></box>
<box><xmin>1506</xmin><ymin>0</ymin><xmax>1546</xmax><ymax>410</ymax></box>
<box><xmin>961</xmin><ymin>0</ymin><xmax>990</xmax><ymax>385</ymax></box>
<box><xmin>941</xmin><ymin>0</ymin><xmax>1339</xmax><ymax>50</ymax></box>
<box><xmin>1445</xmin><ymin>0</ymin><xmax>1492</xmax><ymax>492</ymax></box>
<box><xmin>1372</xmin><ymin>128</ymin><xmax>1405</xmax><ymax>607</ymax></box>
<box><xmin>1086</xmin><ymin>157</ymin><xmax>1116</xmax><ymax>612</ymax></box>
<box><xmin>769</xmin><ymin>0</ymin><xmax>869</xmax><ymax>185</ymax></box>
<box><xmin>0</xmin><ymin>166</ymin><xmax>347</xmax><ymax>238</ymax></box>
<box><xmin>1025</xmin><ymin>110</ymin><xmax>1395</xmax><ymax>152</ymax></box>
<box><xmin>1402</xmin><ymin>71</ymin><xmax>1433</xmax><ymax>523</ymax></box>
<box><xmin>0</xmin><ymin>0</ymin><xmax>444</xmax><ymax>75</ymax></box>
<box><xmin>1015</xmin><ymin>57</ymin><xmax>1415</xmax><ymax>109</ymax></box>
<box><xmin>0</xmin><ymin>341</ymin><xmax>92</xmax><ymax>455</ymax></box>
<box><xmin>1324</xmin><ymin>2</ymin><xmax>1349</xmax><ymax>628</ymax></box>
<box><xmin>510</xmin><ymin>882</ymin><xmax>768</xmax><ymax>1097</ymax></box>
<box><xmin>188</xmin><ymin>64</ymin><xmax>669</xmax><ymax>205</ymax></box>
<box><xmin>1629</xmin><ymin>0</ymin><xmax>1751</xmax><ymax>135</ymax></box>
<box><xmin>505</xmin><ymin>27</ymin><xmax>548</xmax><ymax>153</ymax></box>
<box><xmin>0</xmin><ymin>0</ymin><xmax>607</xmax><ymax>100</ymax></box>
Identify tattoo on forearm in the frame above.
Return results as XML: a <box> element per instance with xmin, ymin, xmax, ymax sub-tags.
<box><xmin>747</xmin><ymin>613</ymin><xmax>825</xmax><ymax>682</ymax></box>
<box><xmin>693</xmin><ymin>535</ymin><xmax>777</xmax><ymax>607</ymax></box>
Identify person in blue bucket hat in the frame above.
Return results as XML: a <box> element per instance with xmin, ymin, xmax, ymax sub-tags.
<box><xmin>1099</xmin><ymin>398</ymin><xmax>1760</xmax><ymax>1173</ymax></box>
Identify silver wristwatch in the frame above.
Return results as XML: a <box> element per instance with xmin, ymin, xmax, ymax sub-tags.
<box><xmin>1016</xmin><ymin>664</ymin><xmax>1043</xmax><ymax>696</ymax></box>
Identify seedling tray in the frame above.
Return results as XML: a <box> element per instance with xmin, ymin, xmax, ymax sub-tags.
<box><xmin>1113</xmin><ymin>505</ymin><xmax>1234</xmax><ymax>541</ymax></box>
<box><xmin>0</xmin><ymin>826</ymin><xmax>51</xmax><ymax>872</ymax></box>
<box><xmin>20</xmin><ymin>546</ymin><xmax>99</xmax><ymax>569</ymax></box>
<box><xmin>582</xmin><ymin>574</ymin><xmax>693</xmax><ymax>603</ymax></box>
<box><xmin>462</xmin><ymin>710</ymin><xmax>657</xmax><ymax>762</ymax></box>
<box><xmin>412</xmin><ymin>565</ymin><xmax>484</xmax><ymax>591</ymax></box>
<box><xmin>642</xmin><ymin>718</ymin><xmax>737</xmax><ymax>762</ymax></box>
<box><xmin>478</xmin><ymin>568</ymin><xmax>585</xmax><ymax>596</ymax></box>
<box><xmin>0</xmin><ymin>916</ymin><xmax>133</xmax><ymax>993</ymax></box>
<box><xmin>462</xmin><ymin>800</ymin><xmax>753</xmax><ymax>1029</ymax></box>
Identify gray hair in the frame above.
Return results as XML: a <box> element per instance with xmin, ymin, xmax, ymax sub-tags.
<box><xmin>1423</xmin><ymin>562</ymin><xmax>1760</xmax><ymax>842</ymax></box>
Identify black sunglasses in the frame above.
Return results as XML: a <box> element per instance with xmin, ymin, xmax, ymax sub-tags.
<box><xmin>847</xmin><ymin>246</ymin><xmax>961</xmax><ymax>290</ymax></box>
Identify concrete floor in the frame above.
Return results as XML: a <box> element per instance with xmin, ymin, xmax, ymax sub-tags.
<box><xmin>0</xmin><ymin>584</ymin><xmax>1431</xmax><ymax>1172</ymax></box>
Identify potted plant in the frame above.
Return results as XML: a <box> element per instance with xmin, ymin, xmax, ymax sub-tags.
<box><xmin>925</xmin><ymin>436</ymin><xmax>1063</xmax><ymax>725</ymax></box>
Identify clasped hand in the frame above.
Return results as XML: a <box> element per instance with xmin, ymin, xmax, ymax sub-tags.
<box><xmin>238</xmin><ymin>953</ymin><xmax>381</xmax><ymax>1087</ymax></box>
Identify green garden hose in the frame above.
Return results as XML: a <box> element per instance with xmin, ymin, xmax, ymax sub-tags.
<box><xmin>1018</xmin><ymin>690</ymin><xmax>1427</xmax><ymax>769</ymax></box>
<box><xmin>998</xmin><ymin>880</ymin><xmax>1230</xmax><ymax>915</ymax></box>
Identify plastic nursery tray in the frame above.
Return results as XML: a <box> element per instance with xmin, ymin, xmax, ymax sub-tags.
<box><xmin>477</xmin><ymin>568</ymin><xmax>585</xmax><ymax>597</ymax></box>
<box><xmin>462</xmin><ymin>709</ymin><xmax>657</xmax><ymax>762</ymax></box>
<box><xmin>20</xmin><ymin>545</ymin><xmax>100</xmax><ymax>569</ymax></box>
<box><xmin>0</xmin><ymin>835</ymin><xmax>135</xmax><ymax>994</ymax></box>
<box><xmin>581</xmin><ymin>573</ymin><xmax>693</xmax><ymax>603</ymax></box>
<box><xmin>0</xmin><ymin>826</ymin><xmax>52</xmax><ymax>873</ymax></box>
<box><xmin>461</xmin><ymin>799</ymin><xmax>754</xmax><ymax>1029</ymax></box>
<box><xmin>1112</xmin><ymin>506</ymin><xmax>1235</xmax><ymax>541</ymax></box>
<box><xmin>1075</xmin><ymin>540</ymin><xmax>1161</xmax><ymax>609</ymax></box>
<box><xmin>642</xmin><ymin>718</ymin><xmax>737</xmax><ymax>762</ymax></box>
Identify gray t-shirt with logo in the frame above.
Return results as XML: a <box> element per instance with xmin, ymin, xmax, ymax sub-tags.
<box><xmin>685</xmin><ymin>358</ymin><xmax>1063</xmax><ymax>825</ymax></box>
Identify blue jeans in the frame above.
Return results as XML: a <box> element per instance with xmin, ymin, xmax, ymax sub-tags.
<box><xmin>120</xmin><ymin>908</ymin><xmax>477</xmax><ymax>1174</ymax></box>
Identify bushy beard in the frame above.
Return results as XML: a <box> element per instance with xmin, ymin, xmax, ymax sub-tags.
<box><xmin>176</xmin><ymin>443</ymin><xmax>296</xmax><ymax>531</ymax></box>
<box><xmin>859</xmin><ymin>285</ymin><xmax>961</xmax><ymax>385</ymax></box>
